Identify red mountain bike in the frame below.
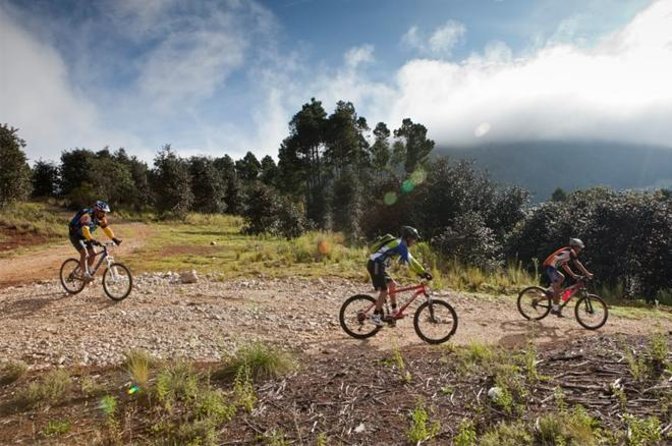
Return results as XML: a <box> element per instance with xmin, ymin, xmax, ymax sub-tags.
<box><xmin>339</xmin><ymin>281</ymin><xmax>458</xmax><ymax>344</ymax></box>
<box><xmin>517</xmin><ymin>277</ymin><xmax>608</xmax><ymax>329</ymax></box>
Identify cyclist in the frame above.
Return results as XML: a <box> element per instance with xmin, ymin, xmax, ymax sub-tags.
<box><xmin>543</xmin><ymin>238</ymin><xmax>593</xmax><ymax>316</ymax></box>
<box><xmin>68</xmin><ymin>200</ymin><xmax>121</xmax><ymax>282</ymax></box>
<box><xmin>367</xmin><ymin>226</ymin><xmax>432</xmax><ymax>327</ymax></box>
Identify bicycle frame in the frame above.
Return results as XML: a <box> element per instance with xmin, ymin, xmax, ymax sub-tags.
<box><xmin>361</xmin><ymin>283</ymin><xmax>431</xmax><ymax>320</ymax></box>
<box><xmin>555</xmin><ymin>280</ymin><xmax>587</xmax><ymax>310</ymax></box>
<box><xmin>79</xmin><ymin>242</ymin><xmax>115</xmax><ymax>275</ymax></box>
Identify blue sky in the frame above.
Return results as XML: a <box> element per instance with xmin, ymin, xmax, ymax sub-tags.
<box><xmin>1</xmin><ymin>0</ymin><xmax>670</xmax><ymax>163</ymax></box>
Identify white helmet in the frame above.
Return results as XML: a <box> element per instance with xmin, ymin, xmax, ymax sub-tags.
<box><xmin>569</xmin><ymin>238</ymin><xmax>585</xmax><ymax>249</ymax></box>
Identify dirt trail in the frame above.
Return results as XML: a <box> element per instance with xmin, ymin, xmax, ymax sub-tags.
<box><xmin>0</xmin><ymin>223</ymin><xmax>153</xmax><ymax>286</ymax></box>
<box><xmin>1</xmin><ymin>273</ymin><xmax>668</xmax><ymax>369</ymax></box>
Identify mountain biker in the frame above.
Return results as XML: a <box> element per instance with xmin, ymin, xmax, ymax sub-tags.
<box><xmin>367</xmin><ymin>226</ymin><xmax>432</xmax><ymax>327</ymax></box>
<box><xmin>68</xmin><ymin>200</ymin><xmax>121</xmax><ymax>282</ymax></box>
<box><xmin>543</xmin><ymin>238</ymin><xmax>593</xmax><ymax>316</ymax></box>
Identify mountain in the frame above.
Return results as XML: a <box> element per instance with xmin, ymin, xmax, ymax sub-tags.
<box><xmin>439</xmin><ymin>141</ymin><xmax>672</xmax><ymax>201</ymax></box>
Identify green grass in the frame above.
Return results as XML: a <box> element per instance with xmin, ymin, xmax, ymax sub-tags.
<box><xmin>42</xmin><ymin>419</ymin><xmax>71</xmax><ymax>437</ymax></box>
<box><xmin>124</xmin><ymin>349</ymin><xmax>154</xmax><ymax>388</ymax></box>
<box><xmin>215</xmin><ymin>342</ymin><xmax>296</xmax><ymax>382</ymax></box>
<box><xmin>406</xmin><ymin>399</ymin><xmax>440</xmax><ymax>444</ymax></box>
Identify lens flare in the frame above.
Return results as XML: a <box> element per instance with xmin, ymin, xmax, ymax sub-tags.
<box><xmin>383</xmin><ymin>192</ymin><xmax>398</xmax><ymax>205</ymax></box>
<box><xmin>317</xmin><ymin>240</ymin><xmax>331</xmax><ymax>255</ymax></box>
<box><xmin>401</xmin><ymin>180</ymin><xmax>414</xmax><ymax>193</ymax></box>
<box><xmin>409</xmin><ymin>168</ymin><xmax>427</xmax><ymax>186</ymax></box>
<box><xmin>128</xmin><ymin>384</ymin><xmax>140</xmax><ymax>395</ymax></box>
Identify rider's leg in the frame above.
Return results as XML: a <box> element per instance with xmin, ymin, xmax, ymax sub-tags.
<box><xmin>78</xmin><ymin>247</ymin><xmax>88</xmax><ymax>274</ymax></box>
<box><xmin>388</xmin><ymin>280</ymin><xmax>397</xmax><ymax>313</ymax></box>
<box><xmin>86</xmin><ymin>245</ymin><xmax>96</xmax><ymax>271</ymax></box>
<box><xmin>551</xmin><ymin>271</ymin><xmax>565</xmax><ymax>313</ymax></box>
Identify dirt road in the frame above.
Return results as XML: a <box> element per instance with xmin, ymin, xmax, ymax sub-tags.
<box><xmin>0</xmin><ymin>223</ymin><xmax>152</xmax><ymax>287</ymax></box>
<box><xmin>1</xmin><ymin>272</ymin><xmax>668</xmax><ymax>369</ymax></box>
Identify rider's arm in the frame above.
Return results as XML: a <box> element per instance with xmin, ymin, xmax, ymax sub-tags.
<box><xmin>81</xmin><ymin>225</ymin><xmax>94</xmax><ymax>241</ymax></box>
<box><xmin>561</xmin><ymin>263</ymin><xmax>579</xmax><ymax>279</ymax></box>
<box><xmin>396</xmin><ymin>244</ymin><xmax>426</xmax><ymax>275</ymax></box>
<box><xmin>102</xmin><ymin>225</ymin><xmax>115</xmax><ymax>240</ymax></box>
<box><xmin>573</xmin><ymin>259</ymin><xmax>593</xmax><ymax>277</ymax></box>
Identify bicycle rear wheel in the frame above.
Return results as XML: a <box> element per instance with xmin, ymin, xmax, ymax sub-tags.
<box><xmin>574</xmin><ymin>294</ymin><xmax>608</xmax><ymax>330</ymax></box>
<box><xmin>60</xmin><ymin>258</ymin><xmax>86</xmax><ymax>294</ymax></box>
<box><xmin>517</xmin><ymin>286</ymin><xmax>552</xmax><ymax>320</ymax></box>
<box><xmin>339</xmin><ymin>294</ymin><xmax>381</xmax><ymax>339</ymax></box>
<box><xmin>413</xmin><ymin>300</ymin><xmax>458</xmax><ymax>344</ymax></box>
<box><xmin>102</xmin><ymin>262</ymin><xmax>133</xmax><ymax>301</ymax></box>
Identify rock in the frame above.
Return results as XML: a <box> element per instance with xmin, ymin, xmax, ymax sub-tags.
<box><xmin>210</xmin><ymin>241</ymin><xmax>217</xmax><ymax>246</ymax></box>
<box><xmin>180</xmin><ymin>270</ymin><xmax>199</xmax><ymax>284</ymax></box>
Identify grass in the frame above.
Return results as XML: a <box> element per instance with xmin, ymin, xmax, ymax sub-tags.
<box><xmin>0</xmin><ymin>360</ymin><xmax>28</xmax><ymax>386</ymax></box>
<box><xmin>479</xmin><ymin>421</ymin><xmax>532</xmax><ymax>446</ymax></box>
<box><xmin>215</xmin><ymin>342</ymin><xmax>296</xmax><ymax>381</ymax></box>
<box><xmin>406</xmin><ymin>399</ymin><xmax>440</xmax><ymax>444</ymax></box>
<box><xmin>20</xmin><ymin>369</ymin><xmax>72</xmax><ymax>408</ymax></box>
<box><xmin>42</xmin><ymin>419</ymin><xmax>71</xmax><ymax>437</ymax></box>
<box><xmin>124</xmin><ymin>349</ymin><xmax>154</xmax><ymax>388</ymax></box>
<box><xmin>0</xmin><ymin>201</ymin><xmax>68</xmax><ymax>237</ymax></box>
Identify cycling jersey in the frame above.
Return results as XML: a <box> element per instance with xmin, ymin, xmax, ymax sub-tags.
<box><xmin>543</xmin><ymin>246</ymin><xmax>578</xmax><ymax>269</ymax></box>
<box><xmin>369</xmin><ymin>238</ymin><xmax>425</xmax><ymax>275</ymax></box>
<box><xmin>68</xmin><ymin>208</ymin><xmax>114</xmax><ymax>241</ymax></box>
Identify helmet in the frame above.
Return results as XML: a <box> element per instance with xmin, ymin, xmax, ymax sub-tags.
<box><xmin>401</xmin><ymin>226</ymin><xmax>420</xmax><ymax>240</ymax></box>
<box><xmin>569</xmin><ymin>238</ymin><xmax>585</xmax><ymax>249</ymax></box>
<box><xmin>93</xmin><ymin>200</ymin><xmax>111</xmax><ymax>213</ymax></box>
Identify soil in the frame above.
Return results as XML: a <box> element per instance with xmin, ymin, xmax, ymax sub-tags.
<box><xmin>0</xmin><ymin>223</ymin><xmax>153</xmax><ymax>287</ymax></box>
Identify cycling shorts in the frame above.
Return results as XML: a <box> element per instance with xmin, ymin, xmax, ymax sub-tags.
<box><xmin>367</xmin><ymin>259</ymin><xmax>392</xmax><ymax>291</ymax></box>
<box><xmin>545</xmin><ymin>266</ymin><xmax>564</xmax><ymax>284</ymax></box>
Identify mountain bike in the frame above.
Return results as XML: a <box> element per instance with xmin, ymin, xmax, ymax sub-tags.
<box><xmin>339</xmin><ymin>281</ymin><xmax>458</xmax><ymax>344</ymax></box>
<box><xmin>517</xmin><ymin>277</ymin><xmax>608</xmax><ymax>329</ymax></box>
<box><xmin>59</xmin><ymin>241</ymin><xmax>133</xmax><ymax>301</ymax></box>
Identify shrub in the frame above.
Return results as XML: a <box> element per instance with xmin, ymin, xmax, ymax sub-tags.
<box><xmin>216</xmin><ymin>343</ymin><xmax>296</xmax><ymax>381</ymax></box>
<box><xmin>0</xmin><ymin>361</ymin><xmax>27</xmax><ymax>386</ymax></box>
<box><xmin>22</xmin><ymin>369</ymin><xmax>72</xmax><ymax>408</ymax></box>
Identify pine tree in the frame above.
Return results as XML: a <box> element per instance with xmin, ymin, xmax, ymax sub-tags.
<box><xmin>0</xmin><ymin>124</ymin><xmax>31</xmax><ymax>208</ymax></box>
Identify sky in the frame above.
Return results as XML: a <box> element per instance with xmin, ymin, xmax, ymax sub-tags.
<box><xmin>1</xmin><ymin>0</ymin><xmax>671</xmax><ymax>164</ymax></box>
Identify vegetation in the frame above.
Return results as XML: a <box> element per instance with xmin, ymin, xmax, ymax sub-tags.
<box><xmin>215</xmin><ymin>342</ymin><xmax>296</xmax><ymax>381</ymax></box>
<box><xmin>0</xmin><ymin>124</ymin><xmax>31</xmax><ymax>209</ymax></box>
<box><xmin>0</xmin><ymin>360</ymin><xmax>28</xmax><ymax>386</ymax></box>
<box><xmin>406</xmin><ymin>399</ymin><xmax>440</xmax><ymax>444</ymax></box>
<box><xmin>20</xmin><ymin>369</ymin><xmax>72</xmax><ymax>408</ymax></box>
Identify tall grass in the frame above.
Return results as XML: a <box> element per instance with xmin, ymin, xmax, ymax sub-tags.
<box><xmin>0</xmin><ymin>202</ymin><xmax>68</xmax><ymax>238</ymax></box>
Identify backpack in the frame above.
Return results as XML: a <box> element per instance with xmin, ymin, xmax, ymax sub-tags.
<box><xmin>68</xmin><ymin>208</ymin><xmax>90</xmax><ymax>233</ymax></box>
<box><xmin>369</xmin><ymin>233</ymin><xmax>396</xmax><ymax>253</ymax></box>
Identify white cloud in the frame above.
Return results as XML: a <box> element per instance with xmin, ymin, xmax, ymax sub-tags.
<box><xmin>402</xmin><ymin>20</ymin><xmax>466</xmax><ymax>56</ymax></box>
<box><xmin>380</xmin><ymin>0</ymin><xmax>672</xmax><ymax>148</ymax></box>
<box><xmin>345</xmin><ymin>45</ymin><xmax>374</xmax><ymax>69</ymax></box>
<box><xmin>0</xmin><ymin>4</ymin><xmax>139</xmax><ymax>161</ymax></box>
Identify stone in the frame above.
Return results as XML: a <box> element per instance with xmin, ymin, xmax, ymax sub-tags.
<box><xmin>180</xmin><ymin>270</ymin><xmax>199</xmax><ymax>284</ymax></box>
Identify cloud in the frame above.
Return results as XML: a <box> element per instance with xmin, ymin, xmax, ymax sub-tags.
<box><xmin>0</xmin><ymin>3</ymin><xmax>139</xmax><ymax>161</ymax></box>
<box><xmin>402</xmin><ymin>20</ymin><xmax>466</xmax><ymax>56</ymax></box>
<box><xmin>382</xmin><ymin>0</ymin><xmax>672</xmax><ymax>148</ymax></box>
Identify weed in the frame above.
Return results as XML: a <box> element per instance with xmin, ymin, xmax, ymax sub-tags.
<box><xmin>216</xmin><ymin>343</ymin><xmax>296</xmax><ymax>381</ymax></box>
<box><xmin>454</xmin><ymin>342</ymin><xmax>497</xmax><ymax>373</ymax></box>
<box><xmin>80</xmin><ymin>375</ymin><xmax>105</xmax><ymax>397</ymax></box>
<box><xmin>624</xmin><ymin>348</ymin><xmax>647</xmax><ymax>381</ymax></box>
<box><xmin>480</xmin><ymin>421</ymin><xmax>533</xmax><ymax>446</ymax></box>
<box><xmin>155</xmin><ymin>362</ymin><xmax>200</xmax><ymax>411</ymax></box>
<box><xmin>124</xmin><ymin>349</ymin><xmax>154</xmax><ymax>387</ymax></box>
<box><xmin>406</xmin><ymin>400</ymin><xmax>440</xmax><ymax>444</ymax></box>
<box><xmin>315</xmin><ymin>432</ymin><xmax>328</xmax><ymax>446</ymax></box>
<box><xmin>646</xmin><ymin>332</ymin><xmax>669</xmax><ymax>374</ymax></box>
<box><xmin>440</xmin><ymin>385</ymin><xmax>454</xmax><ymax>396</ymax></box>
<box><xmin>454</xmin><ymin>419</ymin><xmax>477</xmax><ymax>446</ymax></box>
<box><xmin>536</xmin><ymin>406</ymin><xmax>601</xmax><ymax>445</ymax></box>
<box><xmin>610</xmin><ymin>383</ymin><xmax>628</xmax><ymax>411</ymax></box>
<box><xmin>264</xmin><ymin>429</ymin><xmax>289</xmax><ymax>446</ymax></box>
<box><xmin>0</xmin><ymin>361</ymin><xmax>27</xmax><ymax>386</ymax></box>
<box><xmin>22</xmin><ymin>368</ymin><xmax>72</xmax><ymax>408</ymax></box>
<box><xmin>196</xmin><ymin>388</ymin><xmax>236</xmax><ymax>423</ymax></box>
<box><xmin>99</xmin><ymin>395</ymin><xmax>117</xmax><ymax>419</ymax></box>
<box><xmin>492</xmin><ymin>364</ymin><xmax>527</xmax><ymax>416</ymax></box>
<box><xmin>233</xmin><ymin>363</ymin><xmax>256</xmax><ymax>412</ymax></box>
<box><xmin>536</xmin><ymin>415</ymin><xmax>563</xmax><ymax>445</ymax></box>
<box><xmin>175</xmin><ymin>419</ymin><xmax>218</xmax><ymax>446</ymax></box>
<box><xmin>42</xmin><ymin>419</ymin><xmax>71</xmax><ymax>437</ymax></box>
<box><xmin>386</xmin><ymin>341</ymin><xmax>412</xmax><ymax>383</ymax></box>
<box><xmin>624</xmin><ymin>414</ymin><xmax>662</xmax><ymax>446</ymax></box>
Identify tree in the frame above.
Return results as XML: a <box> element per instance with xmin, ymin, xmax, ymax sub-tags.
<box><xmin>370</xmin><ymin>122</ymin><xmax>391</xmax><ymax>177</ymax></box>
<box><xmin>31</xmin><ymin>159</ymin><xmax>60</xmax><ymax>198</ymax></box>
<box><xmin>0</xmin><ymin>124</ymin><xmax>31</xmax><ymax>208</ymax></box>
<box><xmin>150</xmin><ymin>145</ymin><xmax>193</xmax><ymax>218</ymax></box>
<box><xmin>235</xmin><ymin>151</ymin><xmax>262</xmax><ymax>182</ymax></box>
<box><xmin>551</xmin><ymin>187</ymin><xmax>568</xmax><ymax>202</ymax></box>
<box><xmin>114</xmin><ymin>149</ymin><xmax>152</xmax><ymax>211</ymax></box>
<box><xmin>324</xmin><ymin>101</ymin><xmax>369</xmax><ymax>175</ymax></box>
<box><xmin>242</xmin><ymin>183</ymin><xmax>306</xmax><ymax>239</ymax></box>
<box><xmin>393</xmin><ymin>118</ymin><xmax>434</xmax><ymax>174</ymax></box>
<box><xmin>60</xmin><ymin>149</ymin><xmax>94</xmax><ymax>197</ymax></box>
<box><xmin>189</xmin><ymin>156</ymin><xmax>226</xmax><ymax>213</ymax></box>
<box><xmin>259</xmin><ymin>155</ymin><xmax>279</xmax><ymax>187</ymax></box>
<box><xmin>215</xmin><ymin>155</ymin><xmax>243</xmax><ymax>214</ymax></box>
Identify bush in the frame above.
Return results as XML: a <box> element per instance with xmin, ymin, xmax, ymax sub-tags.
<box><xmin>215</xmin><ymin>343</ymin><xmax>296</xmax><ymax>382</ymax></box>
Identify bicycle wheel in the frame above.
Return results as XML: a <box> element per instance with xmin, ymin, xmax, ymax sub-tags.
<box><xmin>517</xmin><ymin>286</ymin><xmax>552</xmax><ymax>320</ymax></box>
<box><xmin>574</xmin><ymin>294</ymin><xmax>608</xmax><ymax>330</ymax></box>
<box><xmin>339</xmin><ymin>294</ymin><xmax>381</xmax><ymax>339</ymax></box>
<box><xmin>102</xmin><ymin>262</ymin><xmax>133</xmax><ymax>301</ymax></box>
<box><xmin>413</xmin><ymin>299</ymin><xmax>458</xmax><ymax>344</ymax></box>
<box><xmin>59</xmin><ymin>258</ymin><xmax>86</xmax><ymax>294</ymax></box>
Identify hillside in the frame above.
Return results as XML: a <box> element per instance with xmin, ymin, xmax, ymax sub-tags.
<box><xmin>440</xmin><ymin>142</ymin><xmax>672</xmax><ymax>201</ymax></box>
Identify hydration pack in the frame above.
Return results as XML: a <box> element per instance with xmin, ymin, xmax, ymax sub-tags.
<box><xmin>369</xmin><ymin>233</ymin><xmax>396</xmax><ymax>253</ymax></box>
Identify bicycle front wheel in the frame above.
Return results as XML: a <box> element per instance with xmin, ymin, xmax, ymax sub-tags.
<box><xmin>339</xmin><ymin>294</ymin><xmax>381</xmax><ymax>339</ymax></box>
<box><xmin>413</xmin><ymin>300</ymin><xmax>458</xmax><ymax>344</ymax></box>
<box><xmin>574</xmin><ymin>294</ymin><xmax>608</xmax><ymax>330</ymax></box>
<box><xmin>517</xmin><ymin>286</ymin><xmax>552</xmax><ymax>320</ymax></box>
<box><xmin>60</xmin><ymin>258</ymin><xmax>86</xmax><ymax>294</ymax></box>
<box><xmin>102</xmin><ymin>262</ymin><xmax>133</xmax><ymax>301</ymax></box>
